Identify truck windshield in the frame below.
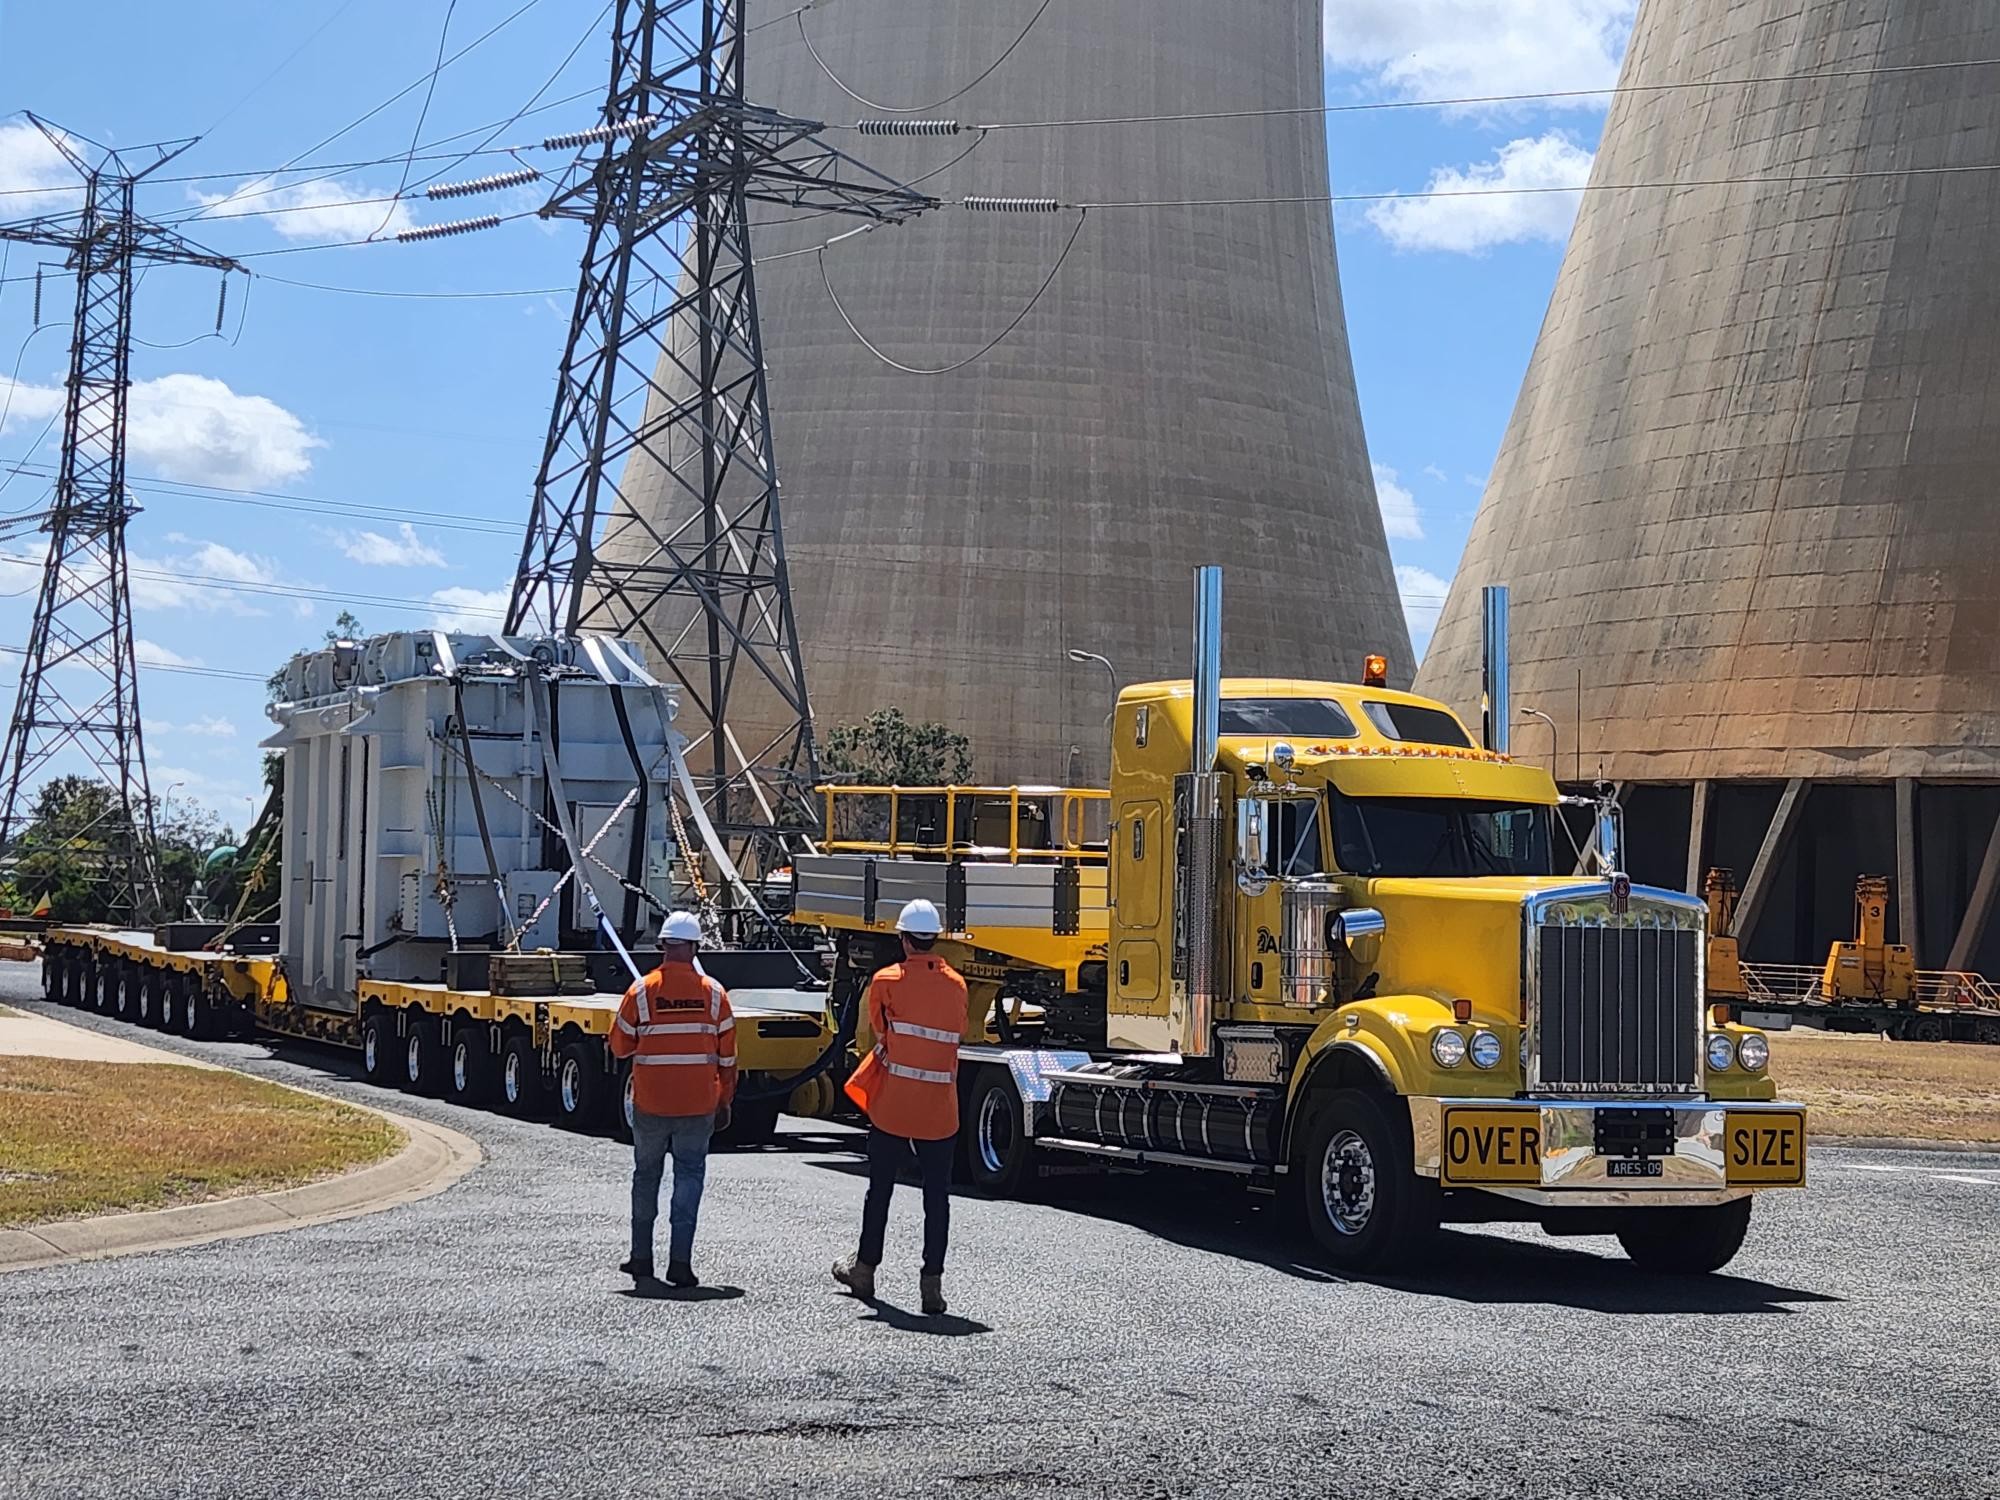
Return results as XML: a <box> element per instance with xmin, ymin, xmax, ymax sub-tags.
<box><xmin>1330</xmin><ymin>793</ymin><xmax>1554</xmax><ymax>878</ymax></box>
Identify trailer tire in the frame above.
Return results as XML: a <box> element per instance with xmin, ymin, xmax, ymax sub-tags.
<box><xmin>554</xmin><ymin>1039</ymin><xmax>605</xmax><ymax>1129</ymax></box>
<box><xmin>1976</xmin><ymin>1018</ymin><xmax>2000</xmax><ymax>1046</ymax></box>
<box><xmin>500</xmin><ymin>1032</ymin><xmax>543</xmax><ymax>1115</ymax></box>
<box><xmin>1295</xmin><ymin>1087</ymin><xmax>1440</xmax><ymax>1273</ymax></box>
<box><xmin>963</xmin><ymin>1068</ymin><xmax>1035</xmax><ymax>1195</ymax></box>
<box><xmin>715</xmin><ymin>1093</ymin><xmax>781</xmax><ymax>1151</ymax></box>
<box><xmin>1616</xmin><ymin>1198</ymin><xmax>1752</xmax><ymax>1275</ymax></box>
<box><xmin>157</xmin><ymin>973</ymin><xmax>181</xmax><ymax>1034</ymax></box>
<box><xmin>403</xmin><ymin>1013</ymin><xmax>443</xmax><ymax>1094</ymax></box>
<box><xmin>182</xmin><ymin>982</ymin><xmax>212</xmax><ymax>1040</ymax></box>
<box><xmin>360</xmin><ymin>1010</ymin><xmax>398</xmax><ymax>1086</ymax></box>
<box><xmin>614</xmin><ymin>1068</ymin><xmax>635</xmax><ymax>1143</ymax></box>
<box><xmin>448</xmin><ymin>1026</ymin><xmax>496</xmax><ymax>1105</ymax></box>
<box><xmin>113</xmin><ymin>964</ymin><xmax>139</xmax><ymax>1023</ymax></box>
<box><xmin>94</xmin><ymin>962</ymin><xmax>119</xmax><ymax>1016</ymax></box>
<box><xmin>1908</xmin><ymin>1015</ymin><xmax>1947</xmax><ymax>1043</ymax></box>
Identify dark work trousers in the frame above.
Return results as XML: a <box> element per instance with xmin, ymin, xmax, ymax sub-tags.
<box><xmin>858</xmin><ymin>1126</ymin><xmax>955</xmax><ymax>1276</ymax></box>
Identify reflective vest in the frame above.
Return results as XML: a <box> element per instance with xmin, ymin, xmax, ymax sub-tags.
<box><xmin>845</xmin><ymin>954</ymin><xmax>967</xmax><ymax>1140</ymax></box>
<box><xmin>609</xmin><ymin>960</ymin><xmax>737</xmax><ymax>1117</ymax></box>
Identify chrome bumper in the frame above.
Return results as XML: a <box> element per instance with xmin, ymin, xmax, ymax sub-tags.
<box><xmin>1410</xmin><ymin>1096</ymin><xmax>1806</xmax><ymax>1196</ymax></box>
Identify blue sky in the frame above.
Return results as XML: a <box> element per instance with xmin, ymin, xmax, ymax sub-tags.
<box><xmin>0</xmin><ymin>0</ymin><xmax>1636</xmax><ymax>830</ymax></box>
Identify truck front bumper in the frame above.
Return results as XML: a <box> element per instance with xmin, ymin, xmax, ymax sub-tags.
<box><xmin>1409</xmin><ymin>1097</ymin><xmax>1807</xmax><ymax>1205</ymax></box>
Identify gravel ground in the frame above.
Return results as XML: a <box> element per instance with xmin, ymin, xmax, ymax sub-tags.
<box><xmin>2</xmin><ymin>968</ymin><xmax>1994</xmax><ymax>1500</ymax></box>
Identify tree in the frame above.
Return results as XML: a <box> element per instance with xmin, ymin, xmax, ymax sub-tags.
<box><xmin>0</xmin><ymin>775</ymin><xmax>232</xmax><ymax>923</ymax></box>
<box><xmin>821</xmin><ymin>708</ymin><xmax>972</xmax><ymax>787</ymax></box>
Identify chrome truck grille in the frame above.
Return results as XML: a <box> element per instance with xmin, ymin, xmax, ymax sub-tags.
<box><xmin>1526</xmin><ymin>885</ymin><xmax>1705</xmax><ymax>1095</ymax></box>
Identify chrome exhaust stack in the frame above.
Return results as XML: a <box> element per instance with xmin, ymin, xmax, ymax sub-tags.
<box><xmin>1481</xmin><ymin>583</ymin><xmax>1511</xmax><ymax>755</ymax></box>
<box><xmin>1176</xmin><ymin>565</ymin><xmax>1226</xmax><ymax>1057</ymax></box>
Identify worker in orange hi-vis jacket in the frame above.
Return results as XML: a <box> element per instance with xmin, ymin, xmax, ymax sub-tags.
<box><xmin>609</xmin><ymin>909</ymin><xmax>736</xmax><ymax>1288</ymax></box>
<box><xmin>832</xmin><ymin>899</ymin><xmax>967</xmax><ymax>1316</ymax></box>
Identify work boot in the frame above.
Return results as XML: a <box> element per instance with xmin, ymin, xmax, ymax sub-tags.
<box><xmin>619</xmin><ymin>1257</ymin><xmax>654</xmax><ymax>1281</ymax></box>
<box><xmin>920</xmin><ymin>1273</ymin><xmax>947</xmax><ymax>1317</ymax></box>
<box><xmin>664</xmin><ymin>1260</ymin><xmax>699</xmax><ymax>1288</ymax></box>
<box><xmin>831</xmin><ymin>1254</ymin><xmax>876</xmax><ymax>1300</ymax></box>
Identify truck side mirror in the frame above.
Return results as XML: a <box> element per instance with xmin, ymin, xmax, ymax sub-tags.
<box><xmin>1236</xmin><ymin>797</ymin><xmax>1271</xmax><ymax>895</ymax></box>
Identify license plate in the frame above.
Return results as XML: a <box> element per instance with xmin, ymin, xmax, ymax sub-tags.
<box><xmin>1726</xmin><ymin>1111</ymin><xmax>1807</xmax><ymax>1184</ymax></box>
<box><xmin>1440</xmin><ymin>1108</ymin><xmax>1541</xmax><ymax>1185</ymax></box>
<box><xmin>1606</xmin><ymin>1158</ymin><xmax>1662</xmax><ymax>1179</ymax></box>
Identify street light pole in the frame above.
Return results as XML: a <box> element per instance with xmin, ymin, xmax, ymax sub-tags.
<box><xmin>1066</xmin><ymin>648</ymin><xmax>1119</xmax><ymax>727</ymax></box>
<box><xmin>1519</xmin><ymin>707</ymin><xmax>1560</xmax><ymax>780</ymax></box>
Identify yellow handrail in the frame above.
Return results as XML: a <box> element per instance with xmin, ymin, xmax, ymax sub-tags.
<box><xmin>817</xmin><ymin>783</ymin><xmax>1110</xmax><ymax>864</ymax></box>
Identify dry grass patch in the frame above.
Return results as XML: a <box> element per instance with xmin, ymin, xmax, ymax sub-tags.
<box><xmin>1770</xmin><ymin>1030</ymin><xmax>2000</xmax><ymax>1144</ymax></box>
<box><xmin>0</xmin><ymin>1057</ymin><xmax>401</xmax><ymax>1226</ymax></box>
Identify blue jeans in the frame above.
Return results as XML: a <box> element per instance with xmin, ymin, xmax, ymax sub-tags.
<box><xmin>631</xmin><ymin>1109</ymin><xmax>714</xmax><ymax>1265</ymax></box>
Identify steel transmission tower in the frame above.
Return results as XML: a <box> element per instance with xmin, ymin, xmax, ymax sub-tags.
<box><xmin>506</xmin><ymin>0</ymin><xmax>934</xmax><ymax>859</ymax></box>
<box><xmin>0</xmin><ymin>117</ymin><xmax>240</xmax><ymax>920</ymax></box>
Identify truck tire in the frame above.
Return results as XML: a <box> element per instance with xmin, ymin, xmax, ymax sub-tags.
<box><xmin>448</xmin><ymin>1026</ymin><xmax>495</xmax><ymax>1105</ymax></box>
<box><xmin>554</xmin><ymin>1039</ymin><xmax>605</xmax><ymax>1129</ymax></box>
<box><xmin>614</xmin><ymin>1068</ymin><xmax>635</xmax><ymax>1144</ymax></box>
<box><xmin>93</xmin><ymin>963</ymin><xmax>118</xmax><ymax>1016</ymax></box>
<box><xmin>1616</xmin><ymin>1198</ymin><xmax>1752</xmax><ymax>1275</ymax></box>
<box><xmin>47</xmin><ymin>954</ymin><xmax>69</xmax><ymax>1004</ymax></box>
<box><xmin>963</xmin><ymin>1067</ymin><xmax>1034</xmax><ymax>1195</ymax></box>
<box><xmin>1295</xmin><ymin>1087</ymin><xmax>1440</xmax><ymax>1273</ymax></box>
<box><xmin>156</xmin><ymin>973</ymin><xmax>181</xmax><ymax>1034</ymax></box>
<box><xmin>113</xmin><ymin>965</ymin><xmax>139</xmax><ymax>1023</ymax></box>
<box><xmin>360</xmin><ymin>1010</ymin><xmax>398</xmax><ymax>1085</ymax></box>
<box><xmin>499</xmin><ymin>1033</ymin><xmax>543</xmax><ymax>1115</ymax></box>
<box><xmin>403</xmin><ymin>1013</ymin><xmax>443</xmax><ymax>1094</ymax></box>
<box><xmin>181</xmin><ymin>982</ymin><xmax>212</xmax><ymax>1040</ymax></box>
<box><xmin>1908</xmin><ymin>1015</ymin><xmax>1946</xmax><ymax>1043</ymax></box>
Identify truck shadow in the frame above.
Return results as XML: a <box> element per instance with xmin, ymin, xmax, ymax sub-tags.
<box><xmin>807</xmin><ymin>1157</ymin><xmax>1836</xmax><ymax>1316</ymax></box>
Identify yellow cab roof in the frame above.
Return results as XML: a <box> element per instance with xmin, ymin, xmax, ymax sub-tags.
<box><xmin>1119</xmin><ymin>676</ymin><xmax>1558</xmax><ymax>804</ymax></box>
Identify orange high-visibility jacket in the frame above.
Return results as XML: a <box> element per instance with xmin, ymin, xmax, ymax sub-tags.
<box><xmin>610</xmin><ymin>959</ymin><xmax>737</xmax><ymax>1118</ymax></box>
<box><xmin>844</xmin><ymin>953</ymin><xmax>967</xmax><ymax>1140</ymax></box>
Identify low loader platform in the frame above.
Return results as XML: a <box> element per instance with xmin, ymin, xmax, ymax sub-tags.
<box><xmin>38</xmin><ymin>926</ymin><xmax>839</xmax><ymax>1146</ymax></box>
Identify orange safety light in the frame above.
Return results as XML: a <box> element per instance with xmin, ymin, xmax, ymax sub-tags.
<box><xmin>1452</xmin><ymin>998</ymin><xmax>1474</xmax><ymax>1023</ymax></box>
<box><xmin>1362</xmin><ymin>653</ymin><xmax>1389</xmax><ymax>687</ymax></box>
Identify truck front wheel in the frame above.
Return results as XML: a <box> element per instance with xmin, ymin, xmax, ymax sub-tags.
<box><xmin>1615</xmin><ymin>1198</ymin><xmax>1752</xmax><ymax>1275</ymax></box>
<box><xmin>1296</xmin><ymin>1088</ymin><xmax>1440</xmax><ymax>1273</ymax></box>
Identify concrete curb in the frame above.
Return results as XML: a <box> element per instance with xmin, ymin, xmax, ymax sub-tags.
<box><xmin>0</xmin><ymin>1086</ymin><xmax>482</xmax><ymax>1275</ymax></box>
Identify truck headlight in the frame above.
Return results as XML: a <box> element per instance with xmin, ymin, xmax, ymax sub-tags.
<box><xmin>1706</xmin><ymin>1033</ymin><xmax>1736</xmax><ymax>1071</ymax></box>
<box><xmin>1431</xmin><ymin>1029</ymin><xmax>1467</xmax><ymax>1068</ymax></box>
<box><xmin>1469</xmin><ymin>1030</ymin><xmax>1503</xmax><ymax>1069</ymax></box>
<box><xmin>1737</xmin><ymin>1033</ymin><xmax>1770</xmax><ymax>1071</ymax></box>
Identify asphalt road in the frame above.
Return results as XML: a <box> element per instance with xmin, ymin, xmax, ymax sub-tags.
<box><xmin>3</xmin><ymin>968</ymin><xmax>1995</xmax><ymax>1500</ymax></box>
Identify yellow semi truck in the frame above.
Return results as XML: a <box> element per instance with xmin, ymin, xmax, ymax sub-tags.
<box><xmin>795</xmin><ymin>571</ymin><xmax>1806</xmax><ymax>1274</ymax></box>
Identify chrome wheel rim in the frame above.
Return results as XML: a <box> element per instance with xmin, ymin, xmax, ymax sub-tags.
<box><xmin>560</xmin><ymin>1058</ymin><xmax>580</xmax><ymax>1114</ymax></box>
<box><xmin>453</xmin><ymin>1043</ymin><xmax>469</xmax><ymax>1094</ymax></box>
<box><xmin>406</xmin><ymin>1034</ymin><xmax>422</xmax><ymax>1084</ymax></box>
<box><xmin>363</xmin><ymin>1028</ymin><xmax>378</xmax><ymax>1072</ymax></box>
<box><xmin>622</xmin><ymin>1074</ymin><xmax>635</xmax><ymax>1131</ymax></box>
<box><xmin>1321</xmin><ymin>1128</ymin><xmax>1377</xmax><ymax>1237</ymax></box>
<box><xmin>503</xmin><ymin>1052</ymin><xmax>522</xmax><ymax>1104</ymax></box>
<box><xmin>977</xmin><ymin>1089</ymin><xmax>1015</xmax><ymax>1176</ymax></box>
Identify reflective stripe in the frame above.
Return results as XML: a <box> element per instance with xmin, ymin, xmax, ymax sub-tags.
<box><xmin>719</xmin><ymin>1057</ymin><xmax>737</xmax><ymax>1069</ymax></box>
<box><xmin>613</xmin><ymin>1015</ymin><xmax>636</xmax><ymax>1038</ymax></box>
<box><xmin>889</xmin><ymin>1020</ymin><xmax>960</xmax><ymax>1045</ymax></box>
<box><xmin>883</xmin><ymin>1060</ymin><xmax>953</xmax><ymax>1085</ymax></box>
<box><xmin>717</xmin><ymin>1015</ymin><xmax>735</xmax><ymax>1033</ymax></box>
<box><xmin>640</xmin><ymin>1021</ymin><xmax>717</xmax><ymax>1036</ymax></box>
<box><xmin>634</xmin><ymin>1053</ymin><xmax>720</xmax><ymax>1066</ymax></box>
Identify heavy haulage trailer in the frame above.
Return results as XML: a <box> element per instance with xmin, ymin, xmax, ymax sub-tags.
<box><xmin>791</xmin><ymin>572</ymin><xmax>1809</xmax><ymax>1274</ymax></box>
<box><xmin>38</xmin><ymin>629</ymin><xmax>840</xmax><ymax>1144</ymax></box>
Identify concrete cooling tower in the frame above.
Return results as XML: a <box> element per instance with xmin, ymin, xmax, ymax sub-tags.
<box><xmin>619</xmin><ymin>0</ymin><xmax>1409</xmax><ymax>786</ymax></box>
<box><xmin>1418</xmin><ymin>0</ymin><xmax>2000</xmax><ymax>977</ymax></box>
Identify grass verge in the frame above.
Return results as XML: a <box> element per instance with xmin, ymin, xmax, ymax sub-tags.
<box><xmin>0</xmin><ymin>1057</ymin><xmax>402</xmax><ymax>1226</ymax></box>
<box><xmin>1770</xmin><ymin>1030</ymin><xmax>2000</xmax><ymax>1144</ymax></box>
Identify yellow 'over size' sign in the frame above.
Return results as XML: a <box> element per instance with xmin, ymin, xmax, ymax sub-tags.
<box><xmin>1441</xmin><ymin>1108</ymin><xmax>1541</xmax><ymax>1185</ymax></box>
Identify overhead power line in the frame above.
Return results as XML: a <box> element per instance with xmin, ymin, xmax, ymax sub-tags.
<box><xmin>798</xmin><ymin>0</ymin><xmax>1055</xmax><ymax>115</ymax></box>
<box><xmin>0</xmin><ymin>642</ymin><xmax>267</xmax><ymax>683</ymax></box>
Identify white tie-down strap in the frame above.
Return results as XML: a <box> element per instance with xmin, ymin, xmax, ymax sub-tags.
<box><xmin>889</xmin><ymin>1020</ymin><xmax>962</xmax><ymax>1045</ymax></box>
<box><xmin>883</xmin><ymin>1060</ymin><xmax>954</xmax><ymax>1085</ymax></box>
<box><xmin>634</xmin><ymin>1053</ymin><xmax>721</xmax><ymax>1067</ymax></box>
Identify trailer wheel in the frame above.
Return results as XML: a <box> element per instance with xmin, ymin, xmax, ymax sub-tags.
<box><xmin>157</xmin><ymin>974</ymin><xmax>180</xmax><ymax>1034</ymax></box>
<box><xmin>404</xmin><ymin>1013</ymin><xmax>443</xmax><ymax>1094</ymax></box>
<box><xmin>1908</xmin><ymin>1015</ymin><xmax>1947</xmax><ymax>1043</ymax></box>
<box><xmin>360</xmin><ymin>1010</ymin><xmax>398</xmax><ymax>1085</ymax></box>
<box><xmin>715</xmin><ymin>1092</ymin><xmax>781</xmax><ymax>1150</ymax></box>
<box><xmin>94</xmin><ymin>962</ymin><xmax>119</xmax><ymax>1015</ymax></box>
<box><xmin>1295</xmin><ymin>1087</ymin><xmax>1440</xmax><ymax>1273</ymax></box>
<box><xmin>113</xmin><ymin>965</ymin><xmax>139</xmax><ymax>1023</ymax></box>
<box><xmin>448</xmin><ymin>1027</ymin><xmax>495</xmax><ymax>1105</ymax></box>
<box><xmin>554</xmin><ymin>1039</ymin><xmax>605</xmax><ymax>1128</ymax></box>
<box><xmin>1976</xmin><ymin>1018</ymin><xmax>2000</xmax><ymax>1046</ymax></box>
<box><xmin>181</xmin><ymin>981</ymin><xmax>213</xmax><ymax>1040</ymax></box>
<box><xmin>963</xmin><ymin>1068</ymin><xmax>1034</xmax><ymax>1195</ymax></box>
<box><xmin>500</xmin><ymin>1032</ymin><xmax>543</xmax><ymax>1115</ymax></box>
<box><xmin>1616</xmin><ymin>1198</ymin><xmax>1752</xmax><ymax>1275</ymax></box>
<box><xmin>614</xmin><ymin>1069</ymin><xmax>635</xmax><ymax>1144</ymax></box>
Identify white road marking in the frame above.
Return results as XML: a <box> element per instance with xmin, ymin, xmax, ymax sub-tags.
<box><xmin>1933</xmin><ymin>1174</ymin><xmax>1998</xmax><ymax>1187</ymax></box>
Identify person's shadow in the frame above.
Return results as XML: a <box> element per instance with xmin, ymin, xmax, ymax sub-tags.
<box><xmin>850</xmin><ymin>1296</ymin><xmax>991</xmax><ymax>1336</ymax></box>
<box><xmin>618</xmin><ymin>1280</ymin><xmax>746</xmax><ymax>1302</ymax></box>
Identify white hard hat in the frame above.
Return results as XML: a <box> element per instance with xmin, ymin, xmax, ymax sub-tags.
<box><xmin>896</xmin><ymin>898</ymin><xmax>944</xmax><ymax>936</ymax></box>
<box><xmin>659</xmin><ymin>910</ymin><xmax>703</xmax><ymax>944</ymax></box>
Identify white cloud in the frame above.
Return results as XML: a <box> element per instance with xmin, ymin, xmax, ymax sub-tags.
<box><xmin>135</xmin><ymin>639</ymin><xmax>204</xmax><ymax>669</ymax></box>
<box><xmin>0</xmin><ymin>374</ymin><xmax>64</xmax><ymax>436</ymax></box>
<box><xmin>130</xmin><ymin>540</ymin><xmax>279</xmax><ymax>616</ymax></box>
<box><xmin>1396</xmin><ymin>565</ymin><xmax>1453</xmax><ymax>661</ymax></box>
<box><xmin>1367</xmin><ymin>132</ymin><xmax>1595</xmax><ymax>254</ymax></box>
<box><xmin>1326</xmin><ymin>0</ymin><xmax>1638</xmax><ymax>105</ymax></box>
<box><xmin>128</xmin><ymin>373</ymin><xmax>324</xmax><ymax>487</ymax></box>
<box><xmin>1422</xmin><ymin>464</ymin><xmax>1448</xmax><ymax>484</ymax></box>
<box><xmin>1372</xmin><ymin>463</ymin><xmax>1424</xmax><ymax>541</ymax></box>
<box><xmin>161</xmin><ymin>714</ymin><xmax>238</xmax><ymax>738</ymax></box>
<box><xmin>194</xmin><ymin>175</ymin><xmax>414</xmax><ymax>242</ymax></box>
<box><xmin>0</xmin><ymin>120</ymin><xmax>82</xmax><ymax>212</ymax></box>
<box><xmin>334</xmin><ymin>523</ymin><xmax>446</xmax><ymax>568</ymax></box>
<box><xmin>429</xmin><ymin>586</ymin><xmax>511</xmax><ymax>631</ymax></box>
